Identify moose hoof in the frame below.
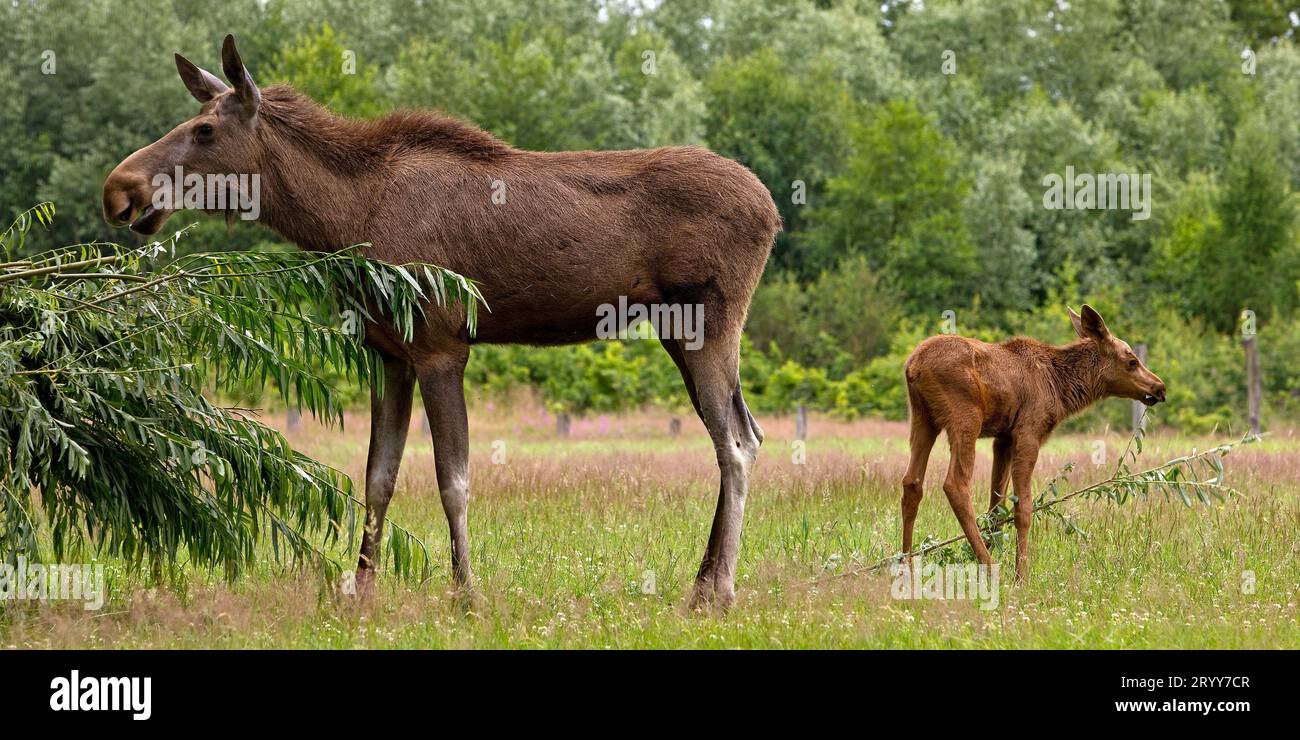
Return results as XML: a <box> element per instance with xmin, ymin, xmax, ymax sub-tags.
<box><xmin>450</xmin><ymin>583</ymin><xmax>484</xmax><ymax>614</ymax></box>
<box><xmin>687</xmin><ymin>579</ymin><xmax>735</xmax><ymax>613</ymax></box>
<box><xmin>352</xmin><ymin>567</ymin><xmax>376</xmax><ymax>600</ymax></box>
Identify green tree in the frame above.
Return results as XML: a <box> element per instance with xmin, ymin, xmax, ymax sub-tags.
<box><xmin>704</xmin><ymin>48</ymin><xmax>857</xmax><ymax>270</ymax></box>
<box><xmin>1227</xmin><ymin>0</ymin><xmax>1299</xmax><ymax>44</ymax></box>
<box><xmin>1210</xmin><ymin>114</ymin><xmax>1300</xmax><ymax>329</ymax></box>
<box><xmin>611</xmin><ymin>30</ymin><xmax>707</xmax><ymax>146</ymax></box>
<box><xmin>264</xmin><ymin>23</ymin><xmax>384</xmax><ymax>118</ymax></box>
<box><xmin>801</xmin><ymin>101</ymin><xmax>976</xmax><ymax>311</ymax></box>
<box><xmin>1152</xmin><ymin>115</ymin><xmax>1299</xmax><ymax>333</ymax></box>
<box><xmin>390</xmin><ymin>26</ymin><xmax>638</xmax><ymax>152</ymax></box>
<box><xmin>962</xmin><ymin>153</ymin><xmax>1041</xmax><ymax>315</ymax></box>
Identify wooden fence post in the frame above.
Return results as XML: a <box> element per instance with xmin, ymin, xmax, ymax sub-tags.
<box><xmin>1243</xmin><ymin>334</ymin><xmax>1262</xmax><ymax>435</ymax></box>
<box><xmin>795</xmin><ymin>404</ymin><xmax>808</xmax><ymax>442</ymax></box>
<box><xmin>1131</xmin><ymin>343</ymin><xmax>1148</xmax><ymax>433</ymax></box>
<box><xmin>286</xmin><ymin>406</ymin><xmax>301</xmax><ymax>432</ymax></box>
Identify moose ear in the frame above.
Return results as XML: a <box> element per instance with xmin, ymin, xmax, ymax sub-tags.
<box><xmin>220</xmin><ymin>34</ymin><xmax>261</xmax><ymax>116</ymax></box>
<box><xmin>1074</xmin><ymin>304</ymin><xmax>1111</xmax><ymax>342</ymax></box>
<box><xmin>175</xmin><ymin>53</ymin><xmax>229</xmax><ymax>103</ymax></box>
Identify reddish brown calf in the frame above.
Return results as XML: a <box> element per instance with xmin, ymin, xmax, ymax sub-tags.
<box><xmin>900</xmin><ymin>305</ymin><xmax>1165</xmax><ymax>581</ymax></box>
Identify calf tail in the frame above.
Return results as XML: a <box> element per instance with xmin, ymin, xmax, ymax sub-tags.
<box><xmin>903</xmin><ymin>356</ymin><xmax>928</xmax><ymax>422</ymax></box>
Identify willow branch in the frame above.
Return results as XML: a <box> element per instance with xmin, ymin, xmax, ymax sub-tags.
<box><xmin>819</xmin><ymin>442</ymin><xmax>1252</xmax><ymax>584</ymax></box>
<box><xmin>0</xmin><ymin>255</ymin><xmax>125</xmax><ymax>283</ymax></box>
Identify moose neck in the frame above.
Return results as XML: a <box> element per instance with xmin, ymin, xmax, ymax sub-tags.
<box><xmin>253</xmin><ymin>135</ymin><xmax>377</xmax><ymax>252</ymax></box>
<box><xmin>1047</xmin><ymin>340</ymin><xmax>1108</xmax><ymax>418</ymax></box>
<box><xmin>245</xmin><ymin>85</ymin><xmax>515</xmax><ymax>253</ymax></box>
<box><xmin>250</xmin><ymin>98</ymin><xmax>387</xmax><ymax>252</ymax></box>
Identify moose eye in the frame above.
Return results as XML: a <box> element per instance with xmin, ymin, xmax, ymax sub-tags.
<box><xmin>195</xmin><ymin>123</ymin><xmax>214</xmax><ymax>141</ymax></box>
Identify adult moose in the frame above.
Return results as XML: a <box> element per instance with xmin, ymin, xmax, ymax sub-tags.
<box><xmin>900</xmin><ymin>305</ymin><xmax>1166</xmax><ymax>582</ymax></box>
<box><xmin>102</xmin><ymin>36</ymin><xmax>779</xmax><ymax>609</ymax></box>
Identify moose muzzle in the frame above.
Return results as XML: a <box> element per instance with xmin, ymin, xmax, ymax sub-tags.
<box><xmin>103</xmin><ymin>154</ymin><xmax>171</xmax><ymax>235</ymax></box>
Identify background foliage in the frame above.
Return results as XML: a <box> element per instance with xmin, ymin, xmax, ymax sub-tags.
<box><xmin>2</xmin><ymin>0</ymin><xmax>1298</xmax><ymax>432</ymax></box>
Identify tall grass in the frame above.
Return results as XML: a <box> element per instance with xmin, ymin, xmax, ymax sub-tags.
<box><xmin>2</xmin><ymin>410</ymin><xmax>1295</xmax><ymax>648</ymax></box>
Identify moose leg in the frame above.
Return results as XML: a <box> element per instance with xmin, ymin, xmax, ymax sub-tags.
<box><xmin>901</xmin><ymin>417</ymin><xmax>938</xmax><ymax>560</ymax></box>
<box><xmin>659</xmin><ymin>335</ymin><xmax>702</xmax><ymax>418</ymax></box>
<box><xmin>1009</xmin><ymin>440</ymin><xmax>1041</xmax><ymax>582</ymax></box>
<box><xmin>941</xmin><ymin>424</ymin><xmax>995</xmax><ymax>567</ymax></box>
<box><xmin>418</xmin><ymin>349</ymin><xmax>474</xmax><ymax>590</ymax></box>
<box><xmin>356</xmin><ymin>356</ymin><xmax>416</xmax><ymax>596</ymax></box>
<box><xmin>679</xmin><ymin>333</ymin><xmax>760</xmax><ymax>611</ymax></box>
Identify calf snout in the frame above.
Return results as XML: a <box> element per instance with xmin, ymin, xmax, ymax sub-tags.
<box><xmin>1143</xmin><ymin>380</ymin><xmax>1167</xmax><ymax>406</ymax></box>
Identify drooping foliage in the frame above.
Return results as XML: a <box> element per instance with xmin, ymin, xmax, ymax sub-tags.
<box><xmin>0</xmin><ymin>205</ymin><xmax>482</xmax><ymax>577</ymax></box>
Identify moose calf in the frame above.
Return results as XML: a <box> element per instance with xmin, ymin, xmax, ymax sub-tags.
<box><xmin>900</xmin><ymin>305</ymin><xmax>1166</xmax><ymax>581</ymax></box>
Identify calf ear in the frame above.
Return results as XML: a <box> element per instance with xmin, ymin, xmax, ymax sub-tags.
<box><xmin>1068</xmin><ymin>307</ymin><xmax>1087</xmax><ymax>338</ymax></box>
<box><xmin>1077</xmin><ymin>304</ymin><xmax>1112</xmax><ymax>341</ymax></box>
<box><xmin>220</xmin><ymin>34</ymin><xmax>261</xmax><ymax>117</ymax></box>
<box><xmin>175</xmin><ymin>53</ymin><xmax>229</xmax><ymax>103</ymax></box>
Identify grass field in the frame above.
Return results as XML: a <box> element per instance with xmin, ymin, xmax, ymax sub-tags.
<box><xmin>3</xmin><ymin>405</ymin><xmax>1298</xmax><ymax>648</ymax></box>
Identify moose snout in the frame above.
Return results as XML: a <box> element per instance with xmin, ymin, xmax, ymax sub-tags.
<box><xmin>103</xmin><ymin>165</ymin><xmax>170</xmax><ymax>234</ymax></box>
<box><xmin>102</xmin><ymin>169</ymin><xmax>149</xmax><ymax>227</ymax></box>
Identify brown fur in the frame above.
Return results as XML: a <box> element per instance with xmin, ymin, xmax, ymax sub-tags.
<box><xmin>899</xmin><ymin>305</ymin><xmax>1166</xmax><ymax>581</ymax></box>
<box><xmin>103</xmin><ymin>36</ymin><xmax>779</xmax><ymax>610</ymax></box>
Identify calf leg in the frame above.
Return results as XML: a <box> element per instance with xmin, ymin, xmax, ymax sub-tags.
<box><xmin>356</xmin><ymin>356</ymin><xmax>416</xmax><ymax>596</ymax></box>
<box><xmin>941</xmin><ymin>424</ymin><xmax>994</xmax><ymax>567</ymax></box>
<box><xmin>901</xmin><ymin>416</ymin><xmax>938</xmax><ymax>560</ymax></box>
<box><xmin>984</xmin><ymin>435</ymin><xmax>1013</xmax><ymax>550</ymax></box>
<box><xmin>1009</xmin><ymin>439</ymin><xmax>1041</xmax><ymax>582</ymax></box>
<box><xmin>678</xmin><ymin>333</ymin><xmax>760</xmax><ymax>611</ymax></box>
<box><xmin>988</xmin><ymin>436</ymin><xmax>1012</xmax><ymax>513</ymax></box>
<box><xmin>418</xmin><ymin>349</ymin><xmax>474</xmax><ymax>590</ymax></box>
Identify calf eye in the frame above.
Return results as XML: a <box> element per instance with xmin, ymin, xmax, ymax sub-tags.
<box><xmin>1129</xmin><ymin>359</ymin><xmax>1139</xmax><ymax>368</ymax></box>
